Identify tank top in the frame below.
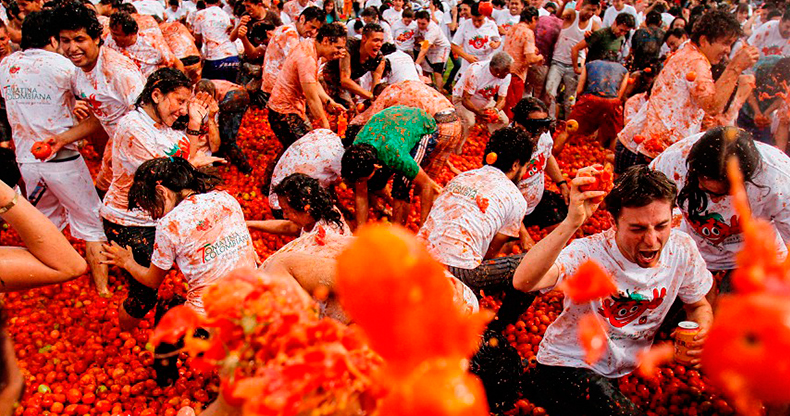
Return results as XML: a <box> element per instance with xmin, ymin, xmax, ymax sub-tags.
<box><xmin>583</xmin><ymin>60</ymin><xmax>627</xmax><ymax>98</ymax></box>
<box><xmin>552</xmin><ymin>12</ymin><xmax>594</xmax><ymax>65</ymax></box>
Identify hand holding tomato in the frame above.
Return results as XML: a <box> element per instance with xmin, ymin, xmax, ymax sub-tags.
<box><xmin>578</xmin><ymin>163</ymin><xmax>614</xmax><ymax>203</ymax></box>
<box><xmin>565</xmin><ymin>165</ymin><xmax>607</xmax><ymax>228</ymax></box>
<box><xmin>31</xmin><ymin>139</ymin><xmax>57</xmax><ymax>160</ymax></box>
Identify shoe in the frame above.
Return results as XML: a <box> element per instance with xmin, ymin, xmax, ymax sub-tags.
<box><xmin>222</xmin><ymin>143</ymin><xmax>253</xmax><ymax>174</ymax></box>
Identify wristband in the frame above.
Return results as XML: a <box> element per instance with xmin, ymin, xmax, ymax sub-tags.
<box><xmin>186</xmin><ymin>128</ymin><xmax>202</xmax><ymax>136</ymax></box>
<box><xmin>0</xmin><ymin>192</ymin><xmax>18</xmax><ymax>215</ymax></box>
<box><xmin>557</xmin><ymin>180</ymin><xmax>568</xmax><ymax>186</ymax></box>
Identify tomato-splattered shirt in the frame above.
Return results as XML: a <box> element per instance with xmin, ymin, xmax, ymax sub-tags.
<box><xmin>350</xmin><ymin>80</ymin><xmax>453</xmax><ymax>126</ymax></box>
<box><xmin>267</xmin><ymin>39</ymin><xmax>319</xmax><ymax>119</ymax></box>
<box><xmin>192</xmin><ymin>5</ymin><xmax>238</xmax><ymax>61</ymax></box>
<box><xmin>451</xmin><ymin>18</ymin><xmax>501</xmax><ymax>74</ymax></box>
<box><xmin>159</xmin><ymin>21</ymin><xmax>201</xmax><ymax>59</ymax></box>
<box><xmin>517</xmin><ymin>132</ymin><xmax>553</xmax><ymax>214</ymax></box>
<box><xmin>418</xmin><ymin>165</ymin><xmax>527</xmax><ymax>269</ymax></box>
<box><xmin>539</xmin><ymin>228</ymin><xmax>712</xmax><ymax>377</ymax></box>
<box><xmin>391</xmin><ymin>18</ymin><xmax>417</xmax><ymax>52</ymax></box>
<box><xmin>269</xmin><ymin>129</ymin><xmax>344</xmax><ymax>210</ymax></box>
<box><xmin>622</xmin><ymin>43</ymin><xmax>714</xmax><ymax>158</ymax></box>
<box><xmin>452</xmin><ymin>60</ymin><xmax>512</xmax><ymax>109</ymax></box>
<box><xmin>282</xmin><ymin>0</ymin><xmax>316</xmax><ymax>23</ymax></box>
<box><xmin>747</xmin><ymin>20</ymin><xmax>790</xmax><ymax>59</ymax></box>
<box><xmin>416</xmin><ymin>20</ymin><xmax>451</xmax><ymax>64</ymax></box>
<box><xmin>650</xmin><ymin>133</ymin><xmax>790</xmax><ymax>270</ymax></box>
<box><xmin>101</xmin><ymin>108</ymin><xmax>192</xmax><ymax>227</ymax></box>
<box><xmin>260</xmin><ymin>23</ymin><xmax>301</xmax><ymax>94</ymax></box>
<box><xmin>105</xmin><ymin>31</ymin><xmax>180</xmax><ymax>77</ymax></box>
<box><xmin>261</xmin><ymin>219</ymin><xmax>354</xmax><ymax>270</ymax></box>
<box><xmin>151</xmin><ymin>191</ymin><xmax>257</xmax><ymax>316</ymax></box>
<box><xmin>353</xmin><ymin>105</ymin><xmax>437</xmax><ymax>180</ymax></box>
<box><xmin>504</xmin><ymin>21</ymin><xmax>537</xmax><ymax>81</ymax></box>
<box><xmin>70</xmin><ymin>47</ymin><xmax>146</xmax><ymax>140</ymax></box>
<box><xmin>0</xmin><ymin>49</ymin><xmax>78</xmax><ymax>164</ymax></box>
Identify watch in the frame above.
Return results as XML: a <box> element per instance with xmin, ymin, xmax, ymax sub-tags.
<box><xmin>0</xmin><ymin>192</ymin><xmax>18</xmax><ymax>215</ymax></box>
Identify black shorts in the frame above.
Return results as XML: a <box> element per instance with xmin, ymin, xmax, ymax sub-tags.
<box><xmin>267</xmin><ymin>109</ymin><xmax>311</xmax><ymax>148</ymax></box>
<box><xmin>523</xmin><ymin>191</ymin><xmax>568</xmax><ymax>228</ymax></box>
<box><xmin>180</xmin><ymin>55</ymin><xmax>201</xmax><ymax>67</ymax></box>
<box><xmin>427</xmin><ymin>60</ymin><xmax>445</xmax><ymax>74</ymax></box>
<box><xmin>366</xmin><ymin>132</ymin><xmax>439</xmax><ymax>202</ymax></box>
<box><xmin>103</xmin><ymin>219</ymin><xmax>158</xmax><ymax>320</ymax></box>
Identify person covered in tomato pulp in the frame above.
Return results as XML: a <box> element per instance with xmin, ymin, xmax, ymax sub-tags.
<box><xmin>513</xmin><ymin>166</ymin><xmax>714</xmax><ymax>416</ymax></box>
<box><xmin>650</xmin><ymin>127</ymin><xmax>790</xmax><ymax>300</ymax></box>
<box><xmin>105</xmin><ymin>11</ymin><xmax>184</xmax><ymax>78</ymax></box>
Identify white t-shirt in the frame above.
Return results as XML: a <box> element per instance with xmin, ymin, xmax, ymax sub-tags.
<box><xmin>164</xmin><ymin>4</ymin><xmax>193</xmax><ymax>23</ymax></box>
<box><xmin>650</xmin><ymin>133</ymin><xmax>790</xmax><ymax>270</ymax></box>
<box><xmin>391</xmin><ymin>18</ymin><xmax>418</xmax><ymax>52</ymax></box>
<box><xmin>385</xmin><ymin>50</ymin><xmax>421</xmax><ymax>83</ymax></box>
<box><xmin>70</xmin><ymin>47</ymin><xmax>145</xmax><ymax>141</ymax></box>
<box><xmin>601</xmin><ymin>4</ymin><xmax>637</xmax><ymax>28</ymax></box>
<box><xmin>382</xmin><ymin>7</ymin><xmax>403</xmax><ymax>25</ymax></box>
<box><xmin>101</xmin><ymin>108</ymin><xmax>191</xmax><ymax>227</ymax></box>
<box><xmin>418</xmin><ymin>165</ymin><xmax>527</xmax><ymax>269</ymax></box>
<box><xmin>417</xmin><ymin>20</ymin><xmax>451</xmax><ymax>63</ymax></box>
<box><xmin>105</xmin><ymin>32</ymin><xmax>179</xmax><ymax>78</ymax></box>
<box><xmin>452</xmin><ymin>18</ymin><xmax>501</xmax><ymax>74</ymax></box>
<box><xmin>379</xmin><ymin>20</ymin><xmax>395</xmax><ymax>44</ymax></box>
<box><xmin>538</xmin><ymin>7</ymin><xmax>550</xmax><ymax>17</ymax></box>
<box><xmin>748</xmin><ymin>20</ymin><xmax>790</xmax><ymax>59</ymax></box>
<box><xmin>517</xmin><ymin>132</ymin><xmax>553</xmax><ymax>215</ymax></box>
<box><xmin>538</xmin><ymin>229</ymin><xmax>713</xmax><ymax>377</ymax></box>
<box><xmin>452</xmin><ymin>60</ymin><xmax>511</xmax><ymax>109</ymax></box>
<box><xmin>131</xmin><ymin>0</ymin><xmax>166</xmax><ymax>19</ymax></box>
<box><xmin>495</xmin><ymin>11</ymin><xmax>520</xmax><ymax>37</ymax></box>
<box><xmin>193</xmin><ymin>5</ymin><xmax>238</xmax><ymax>61</ymax></box>
<box><xmin>0</xmin><ymin>49</ymin><xmax>78</xmax><ymax>164</ymax></box>
<box><xmin>151</xmin><ymin>191</ymin><xmax>257</xmax><ymax>316</ymax></box>
<box><xmin>269</xmin><ymin>129</ymin><xmax>344</xmax><ymax>210</ymax></box>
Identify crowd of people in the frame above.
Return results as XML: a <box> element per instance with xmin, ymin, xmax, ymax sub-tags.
<box><xmin>0</xmin><ymin>0</ymin><xmax>789</xmax><ymax>413</ymax></box>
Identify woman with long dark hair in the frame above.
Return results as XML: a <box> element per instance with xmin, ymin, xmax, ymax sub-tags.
<box><xmin>100</xmin><ymin>68</ymin><xmax>223</xmax><ymax>328</ymax></box>
<box><xmin>651</xmin><ymin>126</ymin><xmax>790</xmax><ymax>299</ymax></box>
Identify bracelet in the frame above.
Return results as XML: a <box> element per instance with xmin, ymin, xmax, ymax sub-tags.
<box><xmin>557</xmin><ymin>180</ymin><xmax>568</xmax><ymax>186</ymax></box>
<box><xmin>185</xmin><ymin>128</ymin><xmax>202</xmax><ymax>136</ymax></box>
<box><xmin>0</xmin><ymin>192</ymin><xmax>18</xmax><ymax>215</ymax></box>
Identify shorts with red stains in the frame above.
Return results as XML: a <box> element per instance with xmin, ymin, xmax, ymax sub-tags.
<box><xmin>567</xmin><ymin>95</ymin><xmax>624</xmax><ymax>145</ymax></box>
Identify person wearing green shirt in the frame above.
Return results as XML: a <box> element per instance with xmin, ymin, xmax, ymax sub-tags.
<box><xmin>570</xmin><ymin>12</ymin><xmax>635</xmax><ymax>74</ymax></box>
<box><xmin>342</xmin><ymin>105</ymin><xmax>443</xmax><ymax>226</ymax></box>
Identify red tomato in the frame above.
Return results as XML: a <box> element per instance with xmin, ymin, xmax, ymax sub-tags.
<box><xmin>31</xmin><ymin>141</ymin><xmax>52</xmax><ymax>160</ymax></box>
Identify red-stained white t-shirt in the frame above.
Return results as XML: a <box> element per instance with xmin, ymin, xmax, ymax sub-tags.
<box><xmin>102</xmin><ymin>108</ymin><xmax>192</xmax><ymax>227</ymax></box>
<box><xmin>70</xmin><ymin>47</ymin><xmax>145</xmax><ymax>140</ymax></box>
<box><xmin>151</xmin><ymin>191</ymin><xmax>258</xmax><ymax>315</ymax></box>
<box><xmin>517</xmin><ymin>132</ymin><xmax>553</xmax><ymax>215</ymax></box>
<box><xmin>650</xmin><ymin>133</ymin><xmax>790</xmax><ymax>270</ymax></box>
<box><xmin>452</xmin><ymin>60</ymin><xmax>511</xmax><ymax>109</ymax></box>
<box><xmin>105</xmin><ymin>32</ymin><xmax>180</xmax><ymax>77</ymax></box>
<box><xmin>269</xmin><ymin>129</ymin><xmax>344</xmax><ymax>210</ymax></box>
<box><xmin>260</xmin><ymin>24</ymin><xmax>301</xmax><ymax>94</ymax></box>
<box><xmin>747</xmin><ymin>20</ymin><xmax>790</xmax><ymax>59</ymax></box>
<box><xmin>159</xmin><ymin>21</ymin><xmax>201</xmax><ymax>59</ymax></box>
<box><xmin>193</xmin><ymin>6</ymin><xmax>238</xmax><ymax>61</ymax></box>
<box><xmin>418</xmin><ymin>165</ymin><xmax>527</xmax><ymax>269</ymax></box>
<box><xmin>538</xmin><ymin>229</ymin><xmax>713</xmax><ymax>377</ymax></box>
<box><xmin>282</xmin><ymin>0</ymin><xmax>316</xmax><ymax>23</ymax></box>
<box><xmin>391</xmin><ymin>18</ymin><xmax>417</xmax><ymax>52</ymax></box>
<box><xmin>0</xmin><ymin>49</ymin><xmax>78</xmax><ymax>164</ymax></box>
<box><xmin>451</xmin><ymin>18</ymin><xmax>501</xmax><ymax>74</ymax></box>
<box><xmin>261</xmin><ymin>219</ymin><xmax>354</xmax><ymax>269</ymax></box>
<box><xmin>267</xmin><ymin>40</ymin><xmax>319</xmax><ymax>119</ymax></box>
<box><xmin>416</xmin><ymin>20</ymin><xmax>451</xmax><ymax>63</ymax></box>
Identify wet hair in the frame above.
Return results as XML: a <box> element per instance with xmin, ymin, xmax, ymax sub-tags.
<box><xmin>135</xmin><ymin>67</ymin><xmax>192</xmax><ymax>108</ymax></box>
<box><xmin>605</xmin><ymin>165</ymin><xmax>678</xmax><ymax>220</ymax></box>
<box><xmin>116</xmin><ymin>2</ymin><xmax>136</xmax><ymax>13</ymax></box>
<box><xmin>110</xmin><ymin>11</ymin><xmax>138</xmax><ymax>34</ymax></box>
<box><xmin>195</xmin><ymin>79</ymin><xmax>217</xmax><ymax>97</ymax></box>
<box><xmin>483</xmin><ymin>127</ymin><xmax>534</xmax><ymax>173</ymax></box>
<box><xmin>469</xmin><ymin>330</ymin><xmax>524</xmax><ymax>414</ymax></box>
<box><xmin>512</xmin><ymin>96</ymin><xmax>548</xmax><ymax>126</ymax></box>
<box><xmin>415</xmin><ymin>9</ymin><xmax>430</xmax><ymax>20</ymax></box>
<box><xmin>247</xmin><ymin>20</ymin><xmax>274</xmax><ymax>45</ymax></box>
<box><xmin>341</xmin><ymin>143</ymin><xmax>377</xmax><ymax>182</ymax></box>
<box><xmin>469</xmin><ymin>1</ymin><xmax>481</xmax><ymax>17</ymax></box>
<box><xmin>300</xmin><ymin>5</ymin><xmax>326</xmax><ymax>23</ymax></box>
<box><xmin>128</xmin><ymin>157</ymin><xmax>221</xmax><ymax>220</ymax></box>
<box><xmin>677</xmin><ymin>127</ymin><xmax>762</xmax><ymax>217</ymax></box>
<box><xmin>581</xmin><ymin>0</ymin><xmax>600</xmax><ymax>7</ymax></box>
<box><xmin>431</xmin><ymin>0</ymin><xmax>444</xmax><ymax>13</ymax></box>
<box><xmin>21</xmin><ymin>10</ymin><xmax>55</xmax><ymax>49</ymax></box>
<box><xmin>98</xmin><ymin>0</ymin><xmax>120</xmax><ymax>6</ymax></box>
<box><xmin>767</xmin><ymin>8</ymin><xmax>783</xmax><ymax>20</ymax></box>
<box><xmin>316</xmin><ymin>21</ymin><xmax>347</xmax><ymax>42</ymax></box>
<box><xmin>273</xmin><ymin>173</ymin><xmax>343</xmax><ymax>229</ymax></box>
<box><xmin>690</xmin><ymin>10</ymin><xmax>741</xmax><ymax>45</ymax></box>
<box><xmin>520</xmin><ymin>6</ymin><xmax>538</xmax><ymax>23</ymax></box>
<box><xmin>362</xmin><ymin>22</ymin><xmax>384</xmax><ymax>36</ymax></box>
<box><xmin>360</xmin><ymin>5</ymin><xmax>379</xmax><ymax>18</ymax></box>
<box><xmin>381</xmin><ymin>41</ymin><xmax>396</xmax><ymax>55</ymax></box>
<box><xmin>663</xmin><ymin>27</ymin><xmax>687</xmax><ymax>43</ymax></box>
<box><xmin>54</xmin><ymin>1</ymin><xmax>103</xmax><ymax>40</ymax></box>
<box><xmin>615</xmin><ymin>12</ymin><xmax>636</xmax><ymax>28</ymax></box>
<box><xmin>402</xmin><ymin>8</ymin><xmax>414</xmax><ymax>18</ymax></box>
<box><xmin>205</xmin><ymin>0</ymin><xmax>220</xmax><ymax>5</ymax></box>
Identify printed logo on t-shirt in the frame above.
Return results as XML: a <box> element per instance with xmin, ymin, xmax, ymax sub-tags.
<box><xmin>686</xmin><ymin>212</ymin><xmax>742</xmax><ymax>246</ymax></box>
<box><xmin>8</xmin><ymin>66</ymin><xmax>20</xmax><ymax>74</ymax></box>
<box><xmin>396</xmin><ymin>30</ymin><xmax>415</xmax><ymax>42</ymax></box>
<box><xmin>478</xmin><ymin>85</ymin><xmax>498</xmax><ymax>100</ymax></box>
<box><xmin>165</xmin><ymin>136</ymin><xmax>191</xmax><ymax>159</ymax></box>
<box><xmin>598</xmin><ymin>288</ymin><xmax>667</xmax><ymax>328</ymax></box>
<box><xmin>469</xmin><ymin>35</ymin><xmax>489</xmax><ymax>49</ymax></box>
<box><xmin>196</xmin><ymin>230</ymin><xmax>249</xmax><ymax>263</ymax></box>
<box><xmin>761</xmin><ymin>46</ymin><xmax>783</xmax><ymax>57</ymax></box>
<box><xmin>2</xmin><ymin>85</ymin><xmax>52</xmax><ymax>101</ymax></box>
<box><xmin>80</xmin><ymin>93</ymin><xmax>105</xmax><ymax>117</ymax></box>
<box><xmin>524</xmin><ymin>153</ymin><xmax>547</xmax><ymax>179</ymax></box>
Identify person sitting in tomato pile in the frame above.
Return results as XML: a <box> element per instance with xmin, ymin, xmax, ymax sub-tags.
<box><xmin>513</xmin><ymin>165</ymin><xmax>714</xmax><ymax>416</ymax></box>
<box><xmin>342</xmin><ymin>105</ymin><xmax>443</xmax><ymax>225</ymax></box>
<box><xmin>651</xmin><ymin>126</ymin><xmax>790</xmax><ymax>305</ymax></box>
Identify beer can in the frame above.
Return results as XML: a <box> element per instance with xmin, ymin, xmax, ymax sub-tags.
<box><xmin>674</xmin><ymin>321</ymin><xmax>700</xmax><ymax>365</ymax></box>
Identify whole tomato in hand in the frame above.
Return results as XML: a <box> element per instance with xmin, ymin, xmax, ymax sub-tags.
<box><xmin>31</xmin><ymin>141</ymin><xmax>53</xmax><ymax>160</ymax></box>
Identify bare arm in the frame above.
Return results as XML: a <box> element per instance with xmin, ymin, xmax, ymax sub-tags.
<box><xmin>339</xmin><ymin>52</ymin><xmax>373</xmax><ymax>100</ymax></box>
<box><xmin>575</xmin><ymin>64</ymin><xmax>587</xmax><ymax>98</ymax></box>
<box><xmin>354</xmin><ymin>179</ymin><xmax>370</xmax><ymax>225</ymax></box>
<box><xmin>413</xmin><ymin>168</ymin><xmax>441</xmax><ymax>224</ymax></box>
<box><xmin>100</xmin><ymin>242</ymin><xmax>169</xmax><ymax>289</ymax></box>
<box><xmin>681</xmin><ymin>297</ymin><xmax>714</xmax><ymax>366</ymax></box>
<box><xmin>206</xmin><ymin>117</ymin><xmax>221</xmax><ymax>153</ymax></box>
<box><xmin>484</xmin><ymin>233</ymin><xmax>511</xmax><ymax>259</ymax></box>
<box><xmin>370</xmin><ymin>58</ymin><xmax>387</xmax><ymax>90</ymax></box>
<box><xmin>49</xmin><ymin>115</ymin><xmax>105</xmax><ymax>153</ymax></box>
<box><xmin>461</xmin><ymin>90</ymin><xmax>484</xmax><ymax>115</ymax></box>
<box><xmin>571</xmin><ymin>39</ymin><xmax>587</xmax><ymax>74</ymax></box>
<box><xmin>452</xmin><ymin>43</ymin><xmax>478</xmax><ymax>64</ymax></box>
<box><xmin>617</xmin><ymin>72</ymin><xmax>630</xmax><ymax>101</ymax></box>
<box><xmin>696</xmin><ymin>46</ymin><xmax>759</xmax><ymax>115</ymax></box>
<box><xmin>0</xmin><ymin>182</ymin><xmax>88</xmax><ymax>292</ymax></box>
<box><xmin>246</xmin><ymin>219</ymin><xmax>302</xmax><ymax>235</ymax></box>
<box><xmin>303</xmin><ymin>81</ymin><xmax>332</xmax><ymax>129</ymax></box>
<box><xmin>494</xmin><ymin>92</ymin><xmax>507</xmax><ymax>111</ymax></box>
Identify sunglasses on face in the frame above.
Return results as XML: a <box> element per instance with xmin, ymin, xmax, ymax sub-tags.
<box><xmin>524</xmin><ymin>117</ymin><xmax>556</xmax><ymax>134</ymax></box>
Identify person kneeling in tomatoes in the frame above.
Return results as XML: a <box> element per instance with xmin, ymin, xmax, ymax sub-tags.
<box><xmin>513</xmin><ymin>166</ymin><xmax>714</xmax><ymax>416</ymax></box>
